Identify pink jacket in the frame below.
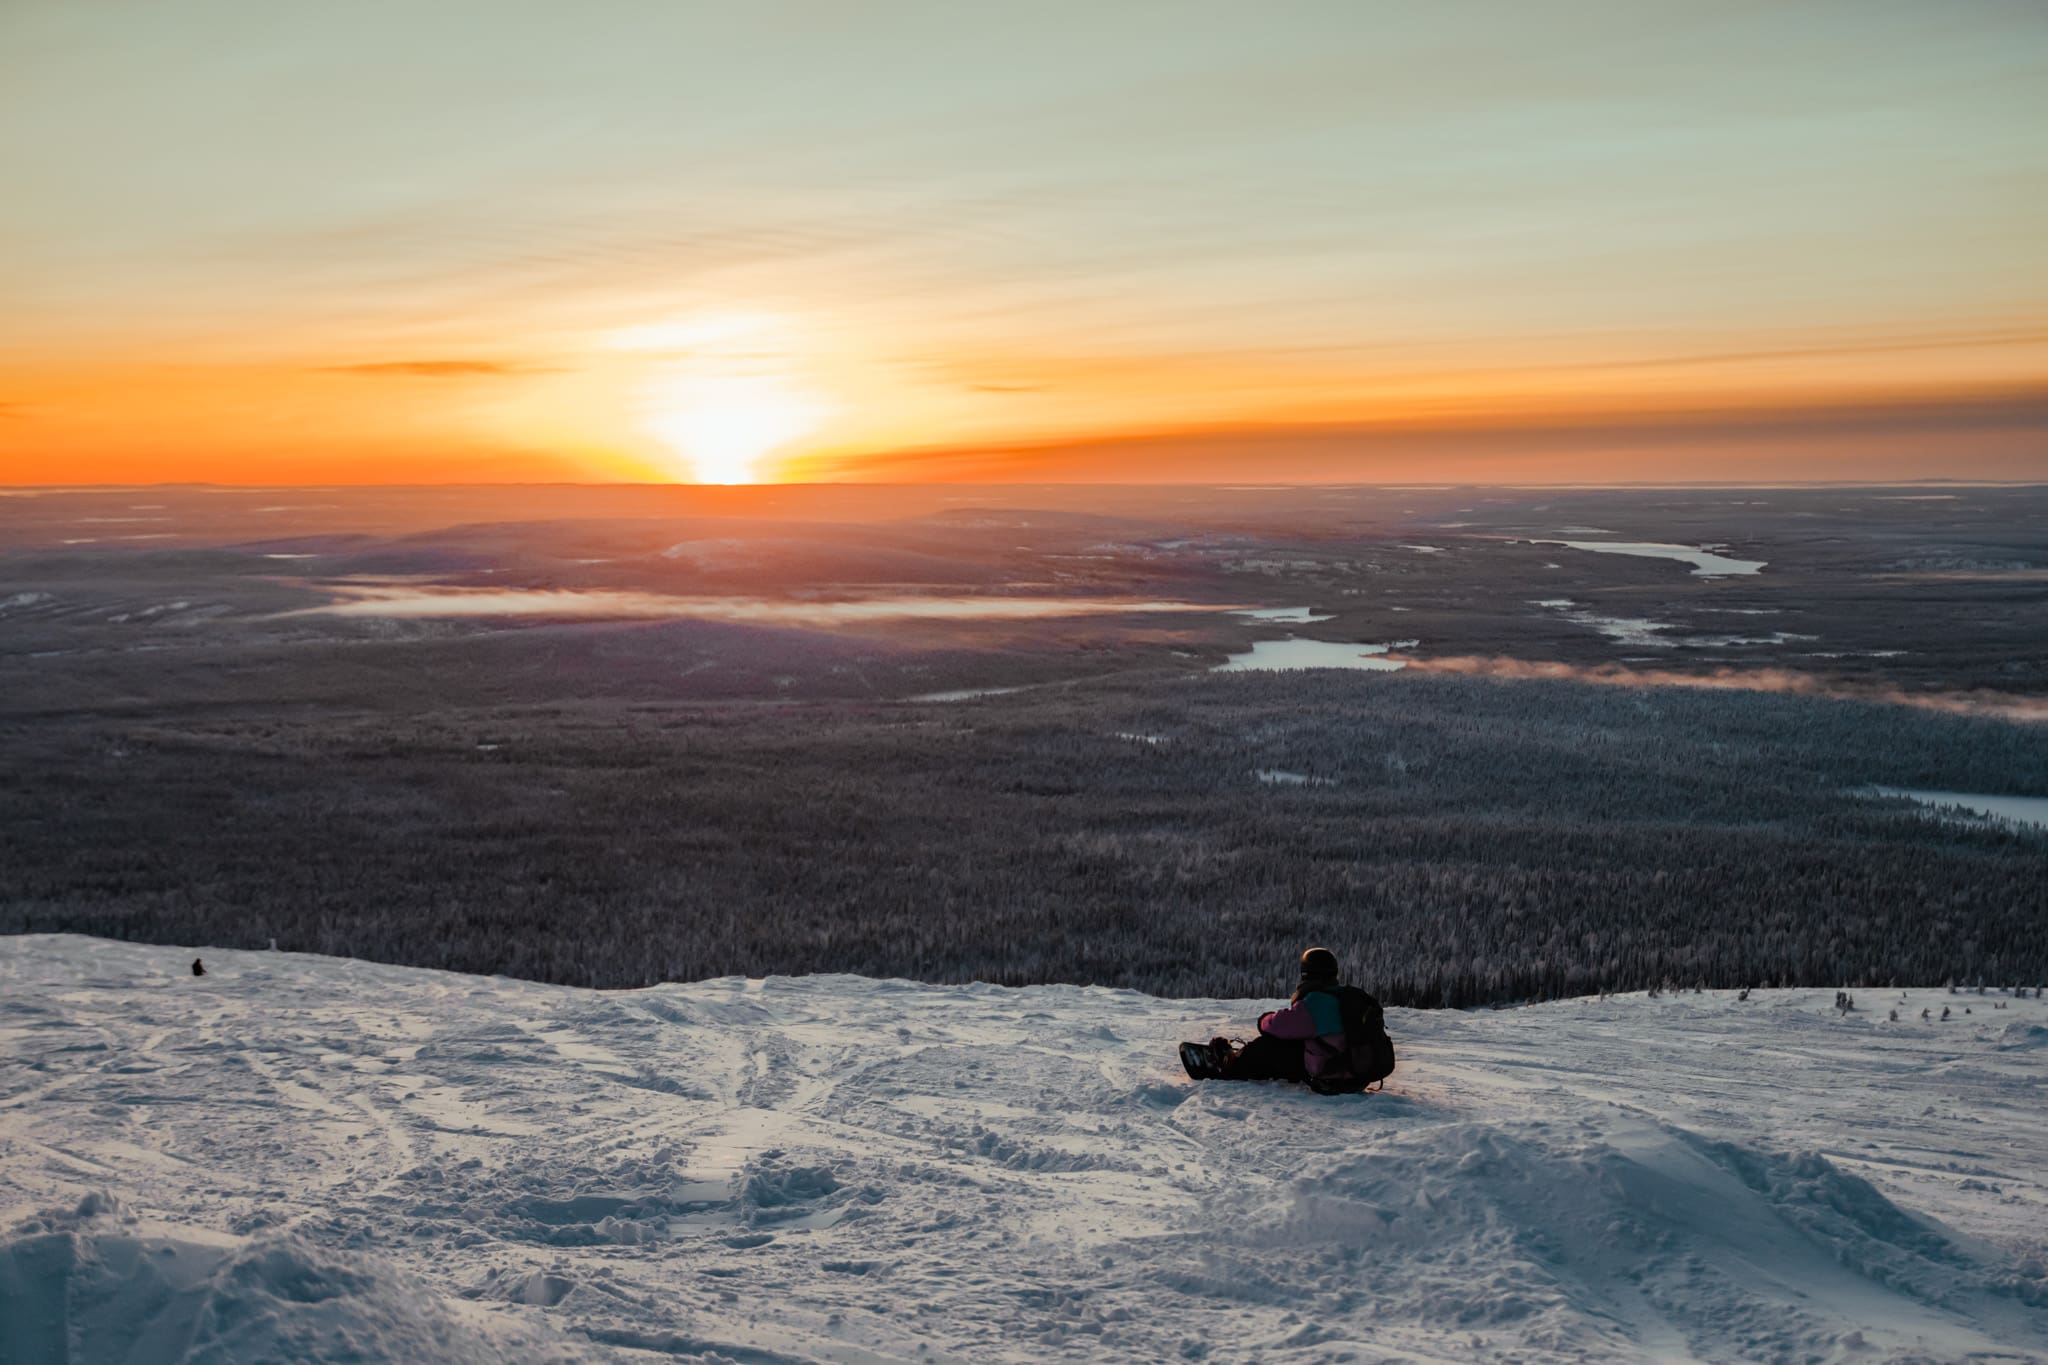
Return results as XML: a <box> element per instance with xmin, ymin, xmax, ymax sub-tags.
<box><xmin>1258</xmin><ymin>989</ymin><xmax>1347</xmax><ymax>1079</ymax></box>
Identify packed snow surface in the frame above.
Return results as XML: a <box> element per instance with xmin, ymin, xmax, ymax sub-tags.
<box><xmin>3</xmin><ymin>937</ymin><xmax>2045</xmax><ymax>1364</ymax></box>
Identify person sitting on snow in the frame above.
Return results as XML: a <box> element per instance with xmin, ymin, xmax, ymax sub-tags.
<box><xmin>1189</xmin><ymin>947</ymin><xmax>1395</xmax><ymax>1093</ymax></box>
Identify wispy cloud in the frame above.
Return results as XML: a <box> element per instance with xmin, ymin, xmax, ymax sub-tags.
<box><xmin>1549</xmin><ymin>327</ymin><xmax>2048</xmax><ymax>376</ymax></box>
<box><xmin>318</xmin><ymin>360</ymin><xmax>556</xmax><ymax>379</ymax></box>
<box><xmin>791</xmin><ymin>386</ymin><xmax>2048</xmax><ymax>484</ymax></box>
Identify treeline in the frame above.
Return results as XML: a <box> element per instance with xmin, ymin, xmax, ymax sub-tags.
<box><xmin>3</xmin><ymin>672</ymin><xmax>2044</xmax><ymax>1007</ymax></box>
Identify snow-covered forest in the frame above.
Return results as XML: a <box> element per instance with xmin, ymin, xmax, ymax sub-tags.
<box><xmin>7</xmin><ymin>673</ymin><xmax>2043</xmax><ymax>1005</ymax></box>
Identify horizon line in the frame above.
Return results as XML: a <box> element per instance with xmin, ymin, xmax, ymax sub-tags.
<box><xmin>4</xmin><ymin>479</ymin><xmax>2045</xmax><ymax>492</ymax></box>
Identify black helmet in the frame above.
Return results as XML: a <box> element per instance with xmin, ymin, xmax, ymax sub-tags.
<box><xmin>1299</xmin><ymin>946</ymin><xmax>1339</xmax><ymax>980</ymax></box>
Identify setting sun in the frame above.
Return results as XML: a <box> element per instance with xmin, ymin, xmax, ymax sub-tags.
<box><xmin>642</xmin><ymin>369</ymin><xmax>827</xmax><ymax>484</ymax></box>
<box><xmin>618</xmin><ymin>314</ymin><xmax>830</xmax><ymax>484</ymax></box>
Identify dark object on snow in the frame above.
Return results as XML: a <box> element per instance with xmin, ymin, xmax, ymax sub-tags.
<box><xmin>191</xmin><ymin>958</ymin><xmax>205</xmax><ymax>977</ymax></box>
<box><xmin>1737</xmin><ymin>987</ymin><xmax>1750</xmax><ymax>1002</ymax></box>
<box><xmin>1304</xmin><ymin>986</ymin><xmax>1397</xmax><ymax>1094</ymax></box>
<box><xmin>1181</xmin><ymin>1034</ymin><xmax>1312</xmax><ymax>1083</ymax></box>
<box><xmin>1181</xmin><ymin>950</ymin><xmax>1396</xmax><ymax>1093</ymax></box>
<box><xmin>1229</xmin><ymin>1034</ymin><xmax>1312</xmax><ymax>1083</ymax></box>
<box><xmin>1180</xmin><ymin>1039</ymin><xmax>1235</xmax><ymax>1080</ymax></box>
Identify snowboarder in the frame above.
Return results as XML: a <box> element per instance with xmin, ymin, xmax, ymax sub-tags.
<box><xmin>191</xmin><ymin>958</ymin><xmax>205</xmax><ymax>977</ymax></box>
<box><xmin>1180</xmin><ymin>947</ymin><xmax>1395</xmax><ymax>1093</ymax></box>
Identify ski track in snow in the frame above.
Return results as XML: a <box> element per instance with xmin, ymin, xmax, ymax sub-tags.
<box><xmin>2</xmin><ymin>936</ymin><xmax>2045</xmax><ymax>1364</ymax></box>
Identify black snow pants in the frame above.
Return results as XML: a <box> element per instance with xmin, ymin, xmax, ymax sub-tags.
<box><xmin>1221</xmin><ymin>1034</ymin><xmax>1309</xmax><ymax>1083</ymax></box>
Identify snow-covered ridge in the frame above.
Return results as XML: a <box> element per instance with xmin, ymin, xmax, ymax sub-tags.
<box><xmin>3</xmin><ymin>936</ymin><xmax>2044</xmax><ymax>1363</ymax></box>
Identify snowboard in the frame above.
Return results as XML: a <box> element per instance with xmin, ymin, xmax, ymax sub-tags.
<box><xmin>1180</xmin><ymin>1040</ymin><xmax>1233</xmax><ymax>1080</ymax></box>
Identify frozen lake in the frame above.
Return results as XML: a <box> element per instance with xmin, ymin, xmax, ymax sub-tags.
<box><xmin>1872</xmin><ymin>787</ymin><xmax>2048</xmax><ymax>831</ymax></box>
<box><xmin>1231</xmin><ymin>606</ymin><xmax>1334</xmax><ymax>623</ymax></box>
<box><xmin>909</xmin><ymin>686</ymin><xmax>1026</xmax><ymax>703</ymax></box>
<box><xmin>1255</xmin><ymin>768</ymin><xmax>1334</xmax><ymax>786</ymax></box>
<box><xmin>1215</xmin><ymin>639</ymin><xmax>1408</xmax><ymax>672</ymax></box>
<box><xmin>1534</xmin><ymin>540</ymin><xmax>1766</xmax><ymax>577</ymax></box>
<box><xmin>296</xmin><ymin>585</ymin><xmax>1227</xmax><ymax>624</ymax></box>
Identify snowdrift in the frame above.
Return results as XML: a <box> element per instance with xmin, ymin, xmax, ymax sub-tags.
<box><xmin>2</xmin><ymin>935</ymin><xmax>2044</xmax><ymax>1363</ymax></box>
<box><xmin>0</xmin><ymin>1193</ymin><xmax>578</xmax><ymax>1363</ymax></box>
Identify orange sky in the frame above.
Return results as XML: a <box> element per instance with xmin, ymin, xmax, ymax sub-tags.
<box><xmin>3</xmin><ymin>3</ymin><xmax>2044</xmax><ymax>485</ymax></box>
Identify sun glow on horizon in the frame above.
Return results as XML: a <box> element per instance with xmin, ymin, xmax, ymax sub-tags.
<box><xmin>617</xmin><ymin>313</ymin><xmax>831</xmax><ymax>484</ymax></box>
<box><xmin>642</xmin><ymin>369</ymin><xmax>827</xmax><ymax>484</ymax></box>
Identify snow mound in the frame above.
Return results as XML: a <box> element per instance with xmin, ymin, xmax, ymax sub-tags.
<box><xmin>1181</xmin><ymin>1119</ymin><xmax>2036</xmax><ymax>1358</ymax></box>
<box><xmin>0</xmin><ymin>1195</ymin><xmax>591</xmax><ymax>1364</ymax></box>
<box><xmin>1998</xmin><ymin>1019</ymin><xmax>2048</xmax><ymax>1050</ymax></box>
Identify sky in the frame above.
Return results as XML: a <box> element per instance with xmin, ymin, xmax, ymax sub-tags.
<box><xmin>2</xmin><ymin>1</ymin><xmax>2044</xmax><ymax>485</ymax></box>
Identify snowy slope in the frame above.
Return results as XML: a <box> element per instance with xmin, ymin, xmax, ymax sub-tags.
<box><xmin>2</xmin><ymin>936</ymin><xmax>2044</xmax><ymax>1364</ymax></box>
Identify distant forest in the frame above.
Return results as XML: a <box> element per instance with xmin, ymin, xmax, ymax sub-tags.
<box><xmin>4</xmin><ymin>673</ymin><xmax>2044</xmax><ymax>1006</ymax></box>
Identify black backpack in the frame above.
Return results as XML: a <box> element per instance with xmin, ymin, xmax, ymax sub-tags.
<box><xmin>1310</xmin><ymin>986</ymin><xmax>1397</xmax><ymax>1095</ymax></box>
